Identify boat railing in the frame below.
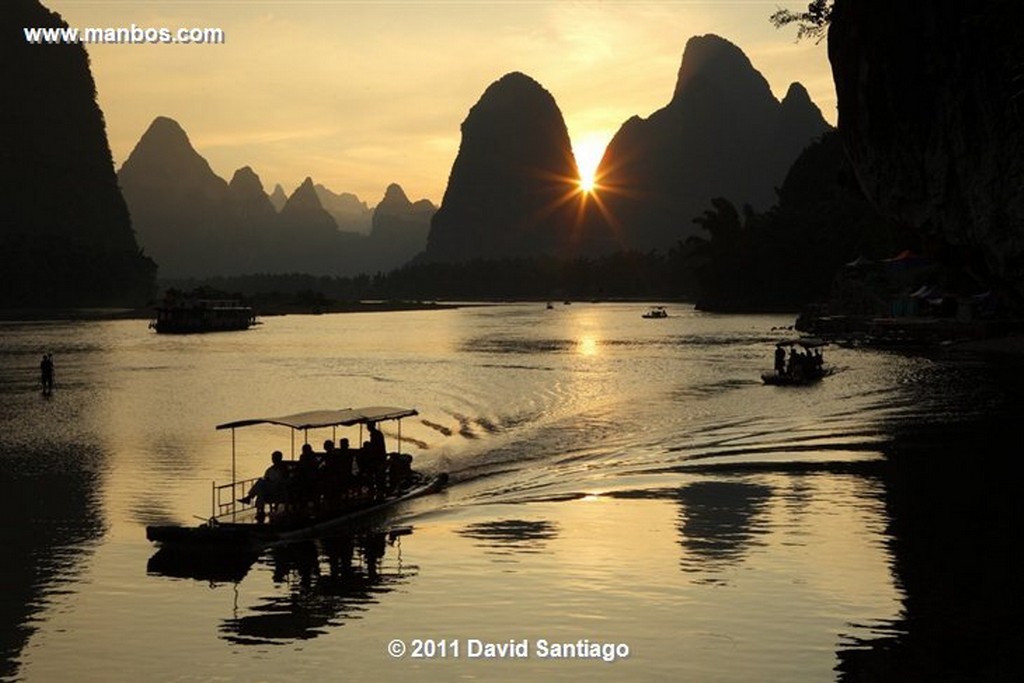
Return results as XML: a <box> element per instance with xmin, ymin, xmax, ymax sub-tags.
<box><xmin>211</xmin><ymin>477</ymin><xmax>259</xmax><ymax>522</ymax></box>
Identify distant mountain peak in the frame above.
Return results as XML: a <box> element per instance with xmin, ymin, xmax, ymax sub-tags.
<box><xmin>143</xmin><ymin>115</ymin><xmax>190</xmax><ymax>143</ymax></box>
<box><xmin>269</xmin><ymin>183</ymin><xmax>288</xmax><ymax>211</ymax></box>
<box><xmin>229</xmin><ymin>166</ymin><xmax>264</xmax><ymax>194</ymax></box>
<box><xmin>283</xmin><ymin>177</ymin><xmax>323</xmax><ymax>212</ymax></box>
<box><xmin>672</xmin><ymin>34</ymin><xmax>773</xmax><ymax>107</ymax></box>
<box><xmin>119</xmin><ymin>115</ymin><xmax>224</xmax><ymax>190</ymax></box>
<box><xmin>470</xmin><ymin>71</ymin><xmax>566</xmax><ymax>127</ymax></box>
<box><xmin>782</xmin><ymin>81</ymin><xmax>812</xmax><ymax>104</ymax></box>
<box><xmin>279</xmin><ymin>177</ymin><xmax>337</xmax><ymax>234</ymax></box>
<box><xmin>380</xmin><ymin>183</ymin><xmax>411</xmax><ymax>207</ymax></box>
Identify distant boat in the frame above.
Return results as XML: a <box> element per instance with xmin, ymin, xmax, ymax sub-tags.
<box><xmin>546</xmin><ymin>302</ymin><xmax>555</xmax><ymax>309</ymax></box>
<box><xmin>151</xmin><ymin>296</ymin><xmax>256</xmax><ymax>333</ymax></box>
<box><xmin>642</xmin><ymin>306</ymin><xmax>668</xmax><ymax>319</ymax></box>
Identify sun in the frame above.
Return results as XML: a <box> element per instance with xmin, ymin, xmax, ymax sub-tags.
<box><xmin>572</xmin><ymin>132</ymin><xmax>611</xmax><ymax>193</ymax></box>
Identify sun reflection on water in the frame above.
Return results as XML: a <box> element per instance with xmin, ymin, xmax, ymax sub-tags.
<box><xmin>577</xmin><ymin>335</ymin><xmax>599</xmax><ymax>357</ymax></box>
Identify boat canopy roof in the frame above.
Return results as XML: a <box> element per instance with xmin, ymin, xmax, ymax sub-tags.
<box><xmin>216</xmin><ymin>406</ymin><xmax>418</xmax><ymax>431</ymax></box>
<box><xmin>775</xmin><ymin>337</ymin><xmax>827</xmax><ymax>349</ymax></box>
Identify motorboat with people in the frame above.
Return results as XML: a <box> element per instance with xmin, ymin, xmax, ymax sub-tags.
<box><xmin>761</xmin><ymin>338</ymin><xmax>832</xmax><ymax>386</ymax></box>
<box><xmin>146</xmin><ymin>406</ymin><xmax>448</xmax><ymax>551</ymax></box>
<box><xmin>643</xmin><ymin>306</ymin><xmax>668</xmax><ymax>319</ymax></box>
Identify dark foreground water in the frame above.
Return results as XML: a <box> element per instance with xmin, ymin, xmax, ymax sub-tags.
<box><xmin>0</xmin><ymin>303</ymin><xmax>1020</xmax><ymax>681</ymax></box>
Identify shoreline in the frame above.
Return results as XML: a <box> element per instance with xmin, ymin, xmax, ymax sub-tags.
<box><xmin>0</xmin><ymin>300</ymin><xmax>464</xmax><ymax>323</ymax></box>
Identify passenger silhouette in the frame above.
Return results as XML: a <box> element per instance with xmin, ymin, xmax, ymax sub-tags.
<box><xmin>240</xmin><ymin>450</ymin><xmax>290</xmax><ymax>524</ymax></box>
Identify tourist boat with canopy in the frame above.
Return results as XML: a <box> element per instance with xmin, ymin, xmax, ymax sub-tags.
<box><xmin>150</xmin><ymin>290</ymin><xmax>257</xmax><ymax>334</ymax></box>
<box><xmin>761</xmin><ymin>337</ymin><xmax>833</xmax><ymax>386</ymax></box>
<box><xmin>146</xmin><ymin>406</ymin><xmax>448</xmax><ymax>551</ymax></box>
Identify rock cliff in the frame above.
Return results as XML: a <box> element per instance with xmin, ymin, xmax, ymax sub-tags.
<box><xmin>592</xmin><ymin>34</ymin><xmax>830</xmax><ymax>250</ymax></box>
<box><xmin>118</xmin><ymin>117</ymin><xmax>234</xmax><ymax>277</ymax></box>
<box><xmin>1</xmin><ymin>0</ymin><xmax>155</xmax><ymax>305</ymax></box>
<box><xmin>423</xmin><ymin>72</ymin><xmax>581</xmax><ymax>262</ymax></box>
<box><xmin>828</xmin><ymin>0</ymin><xmax>1024</xmax><ymax>297</ymax></box>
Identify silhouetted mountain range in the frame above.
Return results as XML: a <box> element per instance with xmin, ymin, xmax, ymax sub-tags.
<box><xmin>117</xmin><ymin>118</ymin><xmax>434</xmax><ymax>278</ymax></box>
<box><xmin>589</xmin><ymin>34</ymin><xmax>831</xmax><ymax>251</ymax></box>
<box><xmin>420</xmin><ymin>35</ymin><xmax>829</xmax><ymax>264</ymax></box>
<box><xmin>1</xmin><ymin>0</ymin><xmax>155</xmax><ymax>306</ymax></box>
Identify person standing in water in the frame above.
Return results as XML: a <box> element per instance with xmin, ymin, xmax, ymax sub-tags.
<box><xmin>40</xmin><ymin>354</ymin><xmax>54</xmax><ymax>393</ymax></box>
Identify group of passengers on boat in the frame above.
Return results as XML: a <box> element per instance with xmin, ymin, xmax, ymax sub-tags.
<box><xmin>773</xmin><ymin>344</ymin><xmax>825</xmax><ymax>381</ymax></box>
<box><xmin>239</xmin><ymin>421</ymin><xmax>412</xmax><ymax>524</ymax></box>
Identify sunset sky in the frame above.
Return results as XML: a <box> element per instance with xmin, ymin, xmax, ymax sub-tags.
<box><xmin>45</xmin><ymin>1</ymin><xmax>833</xmax><ymax>206</ymax></box>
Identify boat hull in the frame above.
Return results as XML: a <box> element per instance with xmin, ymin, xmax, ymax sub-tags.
<box><xmin>146</xmin><ymin>473</ymin><xmax>448</xmax><ymax>550</ymax></box>
<box><xmin>761</xmin><ymin>368</ymin><xmax>833</xmax><ymax>386</ymax></box>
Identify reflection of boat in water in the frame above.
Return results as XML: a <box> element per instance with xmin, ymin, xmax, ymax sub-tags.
<box><xmin>150</xmin><ymin>293</ymin><xmax>257</xmax><ymax>334</ymax></box>
<box><xmin>219</xmin><ymin>530</ymin><xmax>411</xmax><ymax>644</ymax></box>
<box><xmin>642</xmin><ymin>306</ymin><xmax>668</xmax><ymax>319</ymax></box>
<box><xmin>761</xmin><ymin>338</ymin><xmax>832</xmax><ymax>386</ymax></box>
<box><xmin>147</xmin><ymin>528</ymin><xmax>415</xmax><ymax>644</ymax></box>
<box><xmin>146</xmin><ymin>406</ymin><xmax>448</xmax><ymax>552</ymax></box>
<box><xmin>147</xmin><ymin>545</ymin><xmax>260</xmax><ymax>582</ymax></box>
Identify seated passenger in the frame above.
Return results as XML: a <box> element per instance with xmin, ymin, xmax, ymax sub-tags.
<box><xmin>240</xmin><ymin>450</ymin><xmax>289</xmax><ymax>523</ymax></box>
<box><xmin>388</xmin><ymin>452</ymin><xmax>413</xmax><ymax>490</ymax></box>
<box><xmin>294</xmin><ymin>443</ymin><xmax>321</xmax><ymax>507</ymax></box>
<box><xmin>323</xmin><ymin>437</ymin><xmax>355</xmax><ymax>498</ymax></box>
<box><xmin>355</xmin><ymin>441</ymin><xmax>374</xmax><ymax>491</ymax></box>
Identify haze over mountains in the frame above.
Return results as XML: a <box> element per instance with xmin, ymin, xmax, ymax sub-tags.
<box><xmin>117</xmin><ymin>117</ymin><xmax>435</xmax><ymax>278</ymax></box>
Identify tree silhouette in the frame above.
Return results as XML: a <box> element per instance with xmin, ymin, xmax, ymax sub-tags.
<box><xmin>770</xmin><ymin>0</ymin><xmax>833</xmax><ymax>43</ymax></box>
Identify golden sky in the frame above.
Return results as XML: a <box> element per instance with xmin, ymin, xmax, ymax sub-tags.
<box><xmin>46</xmin><ymin>1</ymin><xmax>833</xmax><ymax>206</ymax></box>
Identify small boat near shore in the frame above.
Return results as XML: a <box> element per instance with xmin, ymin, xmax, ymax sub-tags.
<box><xmin>761</xmin><ymin>338</ymin><xmax>832</xmax><ymax>386</ymax></box>
<box><xmin>146</xmin><ymin>406</ymin><xmax>447</xmax><ymax>552</ymax></box>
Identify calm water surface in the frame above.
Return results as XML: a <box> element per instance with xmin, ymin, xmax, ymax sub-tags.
<box><xmin>0</xmin><ymin>303</ymin><xmax>1017</xmax><ymax>681</ymax></box>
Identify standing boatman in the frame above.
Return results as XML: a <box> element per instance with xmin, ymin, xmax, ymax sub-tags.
<box><xmin>367</xmin><ymin>421</ymin><xmax>387</xmax><ymax>496</ymax></box>
<box><xmin>774</xmin><ymin>344</ymin><xmax>786</xmax><ymax>376</ymax></box>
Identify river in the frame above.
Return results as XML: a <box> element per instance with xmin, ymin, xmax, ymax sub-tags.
<box><xmin>0</xmin><ymin>303</ymin><xmax>1018</xmax><ymax>681</ymax></box>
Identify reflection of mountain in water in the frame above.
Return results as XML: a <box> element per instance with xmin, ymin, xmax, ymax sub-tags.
<box><xmin>218</xmin><ymin>531</ymin><xmax>415</xmax><ymax>646</ymax></box>
<box><xmin>457</xmin><ymin>519</ymin><xmax>559</xmax><ymax>557</ymax></box>
<box><xmin>0</xmin><ymin>444</ymin><xmax>105</xmax><ymax>680</ymax></box>
<box><xmin>675</xmin><ymin>481</ymin><xmax>772</xmax><ymax>579</ymax></box>
<box><xmin>835</xmin><ymin>364</ymin><xmax>1024</xmax><ymax>682</ymax></box>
